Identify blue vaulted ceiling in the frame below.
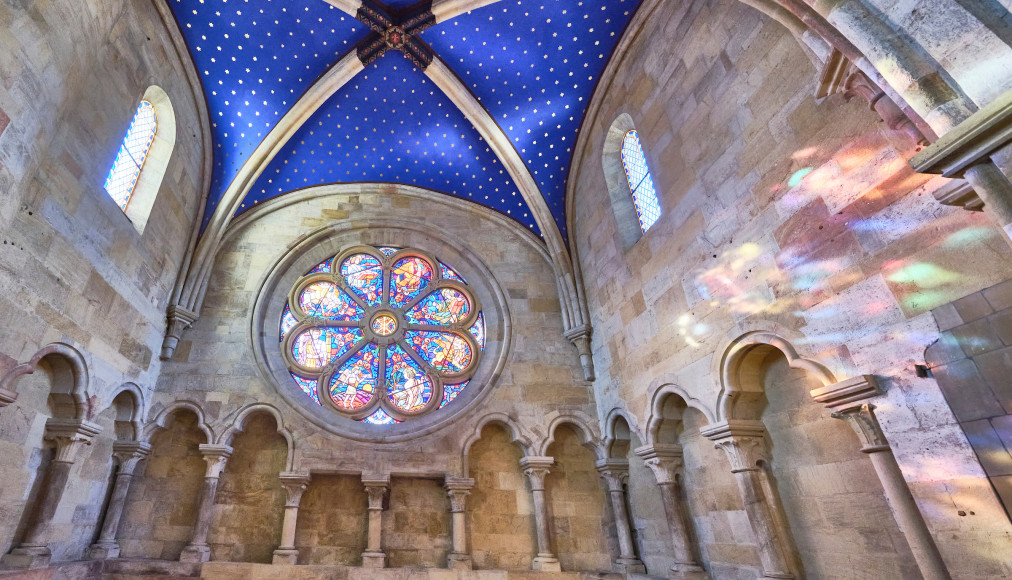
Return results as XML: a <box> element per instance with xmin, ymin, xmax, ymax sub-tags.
<box><xmin>168</xmin><ymin>0</ymin><xmax>643</xmax><ymax>239</ymax></box>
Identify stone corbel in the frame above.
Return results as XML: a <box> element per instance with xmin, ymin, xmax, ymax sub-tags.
<box><xmin>844</xmin><ymin>70</ymin><xmax>928</xmax><ymax>145</ymax></box>
<box><xmin>160</xmin><ymin>304</ymin><xmax>198</xmax><ymax>360</ymax></box>
<box><xmin>564</xmin><ymin>325</ymin><xmax>595</xmax><ymax>381</ymax></box>
<box><xmin>44</xmin><ymin>418</ymin><xmax>103</xmax><ymax>463</ymax></box>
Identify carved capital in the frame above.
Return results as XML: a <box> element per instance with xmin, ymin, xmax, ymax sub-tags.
<box><xmin>362</xmin><ymin>474</ymin><xmax>390</xmax><ymax>510</ymax></box>
<box><xmin>520</xmin><ymin>456</ymin><xmax>554</xmax><ymax>491</ymax></box>
<box><xmin>279</xmin><ymin>472</ymin><xmax>312</xmax><ymax>507</ymax></box>
<box><xmin>701</xmin><ymin>421</ymin><xmax>770</xmax><ymax>472</ymax></box>
<box><xmin>112</xmin><ymin>441</ymin><xmax>152</xmax><ymax>475</ymax></box>
<box><xmin>595</xmin><ymin>459</ymin><xmax>630</xmax><ymax>492</ymax></box>
<box><xmin>831</xmin><ymin>404</ymin><xmax>890</xmax><ymax>452</ymax></box>
<box><xmin>445</xmin><ymin>477</ymin><xmax>474</xmax><ymax>513</ymax></box>
<box><xmin>160</xmin><ymin>304</ymin><xmax>199</xmax><ymax>360</ymax></box>
<box><xmin>634</xmin><ymin>444</ymin><xmax>684</xmax><ymax>485</ymax></box>
<box><xmin>197</xmin><ymin>444</ymin><xmax>233</xmax><ymax>478</ymax></box>
<box><xmin>564</xmin><ymin>325</ymin><xmax>595</xmax><ymax>381</ymax></box>
<box><xmin>45</xmin><ymin>418</ymin><xmax>102</xmax><ymax>463</ymax></box>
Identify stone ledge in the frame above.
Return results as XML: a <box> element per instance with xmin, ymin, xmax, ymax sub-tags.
<box><xmin>200</xmin><ymin>562</ymin><xmax>631</xmax><ymax>580</ymax></box>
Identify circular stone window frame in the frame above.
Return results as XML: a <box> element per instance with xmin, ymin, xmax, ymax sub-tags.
<box><xmin>251</xmin><ymin>219</ymin><xmax>511</xmax><ymax>442</ymax></box>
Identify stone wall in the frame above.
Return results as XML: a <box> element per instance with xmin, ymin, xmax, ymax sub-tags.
<box><xmin>294</xmin><ymin>475</ymin><xmax>367</xmax><ymax>565</ymax></box>
<box><xmin>383</xmin><ymin>478</ymin><xmax>451</xmax><ymax>568</ymax></box>
<box><xmin>568</xmin><ymin>0</ymin><xmax>1012</xmax><ymax>577</ymax></box>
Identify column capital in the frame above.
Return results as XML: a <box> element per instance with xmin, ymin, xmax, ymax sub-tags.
<box><xmin>520</xmin><ymin>456</ymin><xmax>554</xmax><ymax>490</ymax></box>
<box><xmin>831</xmin><ymin>404</ymin><xmax>891</xmax><ymax>453</ymax></box>
<box><xmin>810</xmin><ymin>375</ymin><xmax>881</xmax><ymax>410</ymax></box>
<box><xmin>701</xmin><ymin>420</ymin><xmax>770</xmax><ymax>472</ymax></box>
<box><xmin>45</xmin><ymin>418</ymin><xmax>102</xmax><ymax>463</ymax></box>
<box><xmin>445</xmin><ymin>477</ymin><xmax>474</xmax><ymax>513</ymax></box>
<box><xmin>197</xmin><ymin>444</ymin><xmax>233</xmax><ymax>478</ymax></box>
<box><xmin>112</xmin><ymin>441</ymin><xmax>152</xmax><ymax>475</ymax></box>
<box><xmin>595</xmin><ymin>458</ymin><xmax>630</xmax><ymax>491</ymax></box>
<box><xmin>362</xmin><ymin>474</ymin><xmax>390</xmax><ymax>510</ymax></box>
<box><xmin>634</xmin><ymin>444</ymin><xmax>685</xmax><ymax>484</ymax></box>
<box><xmin>279</xmin><ymin>472</ymin><xmax>311</xmax><ymax>507</ymax></box>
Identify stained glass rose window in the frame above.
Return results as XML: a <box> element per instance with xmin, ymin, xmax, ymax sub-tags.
<box><xmin>280</xmin><ymin>246</ymin><xmax>486</xmax><ymax>424</ymax></box>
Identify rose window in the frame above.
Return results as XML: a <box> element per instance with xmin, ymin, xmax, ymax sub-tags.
<box><xmin>279</xmin><ymin>246</ymin><xmax>486</xmax><ymax>425</ymax></box>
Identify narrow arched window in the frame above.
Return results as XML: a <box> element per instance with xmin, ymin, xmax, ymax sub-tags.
<box><xmin>104</xmin><ymin>101</ymin><xmax>157</xmax><ymax>211</ymax></box>
<box><xmin>620</xmin><ymin>130</ymin><xmax>661</xmax><ymax>232</ymax></box>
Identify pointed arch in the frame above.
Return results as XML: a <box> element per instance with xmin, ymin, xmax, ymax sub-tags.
<box><xmin>217</xmin><ymin>403</ymin><xmax>295</xmax><ymax>471</ymax></box>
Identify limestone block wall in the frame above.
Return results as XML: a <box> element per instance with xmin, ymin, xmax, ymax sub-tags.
<box><xmin>293</xmin><ymin>475</ymin><xmax>367</xmax><ymax>565</ymax></box>
<box><xmin>383</xmin><ymin>478</ymin><xmax>451</xmax><ymax>568</ymax></box>
<box><xmin>567</xmin><ymin>0</ymin><xmax>1012</xmax><ymax>577</ymax></box>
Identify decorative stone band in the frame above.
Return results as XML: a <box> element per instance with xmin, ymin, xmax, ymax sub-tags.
<box><xmin>44</xmin><ymin>418</ymin><xmax>103</xmax><ymax>463</ymax></box>
<box><xmin>594</xmin><ymin>458</ymin><xmax>630</xmax><ymax>492</ymax></box>
<box><xmin>197</xmin><ymin>444</ymin><xmax>233</xmax><ymax>479</ymax></box>
<box><xmin>634</xmin><ymin>443</ymin><xmax>684</xmax><ymax>485</ymax></box>
<box><xmin>279</xmin><ymin>472</ymin><xmax>312</xmax><ymax>508</ymax></box>
<box><xmin>699</xmin><ymin>420</ymin><xmax>770</xmax><ymax>473</ymax></box>
<box><xmin>519</xmin><ymin>456</ymin><xmax>554</xmax><ymax>491</ymax></box>
<box><xmin>444</xmin><ymin>477</ymin><xmax>474</xmax><ymax>513</ymax></box>
<box><xmin>362</xmin><ymin>474</ymin><xmax>390</xmax><ymax>510</ymax></box>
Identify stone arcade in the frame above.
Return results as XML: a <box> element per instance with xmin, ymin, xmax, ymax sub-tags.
<box><xmin>3</xmin><ymin>0</ymin><xmax>1012</xmax><ymax>579</ymax></box>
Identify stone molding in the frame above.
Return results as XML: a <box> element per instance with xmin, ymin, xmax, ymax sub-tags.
<box><xmin>932</xmin><ymin>179</ymin><xmax>983</xmax><ymax>211</ymax></box>
<box><xmin>634</xmin><ymin>443</ymin><xmax>684</xmax><ymax>485</ymax></box>
<box><xmin>519</xmin><ymin>456</ymin><xmax>554</xmax><ymax>491</ymax></box>
<box><xmin>44</xmin><ymin>419</ymin><xmax>102</xmax><ymax>463</ymax></box>
<box><xmin>809</xmin><ymin>375</ymin><xmax>881</xmax><ymax>409</ymax></box>
<box><xmin>444</xmin><ymin>477</ymin><xmax>474</xmax><ymax>513</ymax></box>
<box><xmin>700</xmin><ymin>420</ymin><xmax>770</xmax><ymax>473</ymax></box>
<box><xmin>197</xmin><ymin>444</ymin><xmax>233</xmax><ymax>478</ymax></box>
<box><xmin>911</xmin><ymin>87</ymin><xmax>1012</xmax><ymax>178</ymax></box>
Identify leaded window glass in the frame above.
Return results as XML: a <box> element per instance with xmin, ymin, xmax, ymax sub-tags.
<box><xmin>280</xmin><ymin>246</ymin><xmax>485</xmax><ymax>425</ymax></box>
<box><xmin>104</xmin><ymin>101</ymin><xmax>157</xmax><ymax>211</ymax></box>
<box><xmin>620</xmin><ymin>130</ymin><xmax>661</xmax><ymax>232</ymax></box>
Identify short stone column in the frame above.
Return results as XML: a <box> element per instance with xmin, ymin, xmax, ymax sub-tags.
<box><xmin>812</xmin><ymin>376</ymin><xmax>952</xmax><ymax>580</ymax></box>
<box><xmin>445</xmin><ymin>477</ymin><xmax>475</xmax><ymax>570</ymax></box>
<box><xmin>702</xmin><ymin>421</ymin><xmax>796</xmax><ymax>580</ymax></box>
<box><xmin>519</xmin><ymin>456</ymin><xmax>561</xmax><ymax>572</ymax></box>
<box><xmin>2</xmin><ymin>418</ymin><xmax>101</xmax><ymax>569</ymax></box>
<box><xmin>361</xmin><ymin>475</ymin><xmax>389</xmax><ymax>568</ymax></box>
<box><xmin>272</xmin><ymin>472</ymin><xmax>311</xmax><ymax>565</ymax></box>
<box><xmin>595</xmin><ymin>459</ymin><xmax>646</xmax><ymax>574</ymax></box>
<box><xmin>88</xmin><ymin>441</ymin><xmax>152</xmax><ymax>560</ymax></box>
<box><xmin>634</xmin><ymin>444</ymin><xmax>708</xmax><ymax>580</ymax></box>
<box><xmin>180</xmin><ymin>444</ymin><xmax>233</xmax><ymax>563</ymax></box>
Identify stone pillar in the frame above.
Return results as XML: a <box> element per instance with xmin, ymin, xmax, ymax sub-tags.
<box><xmin>88</xmin><ymin>441</ymin><xmax>152</xmax><ymax>560</ymax></box>
<box><xmin>361</xmin><ymin>475</ymin><xmax>389</xmax><ymax>568</ymax></box>
<box><xmin>180</xmin><ymin>444</ymin><xmax>232</xmax><ymax>563</ymax></box>
<box><xmin>2</xmin><ymin>418</ymin><xmax>101</xmax><ymax>569</ymax></box>
<box><xmin>272</xmin><ymin>472</ymin><xmax>311</xmax><ymax>565</ymax></box>
<box><xmin>634</xmin><ymin>444</ymin><xmax>709</xmax><ymax>580</ymax></box>
<box><xmin>595</xmin><ymin>459</ymin><xmax>646</xmax><ymax>574</ymax></box>
<box><xmin>520</xmin><ymin>456</ymin><xmax>561</xmax><ymax>572</ymax></box>
<box><xmin>812</xmin><ymin>376</ymin><xmax>952</xmax><ymax>580</ymax></box>
<box><xmin>445</xmin><ymin>477</ymin><xmax>475</xmax><ymax>570</ymax></box>
<box><xmin>702</xmin><ymin>421</ymin><xmax>796</xmax><ymax>580</ymax></box>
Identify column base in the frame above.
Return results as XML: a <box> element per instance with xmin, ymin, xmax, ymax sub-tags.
<box><xmin>87</xmin><ymin>541</ymin><xmax>121</xmax><ymax>560</ymax></box>
<box><xmin>533</xmin><ymin>555</ymin><xmax>562</xmax><ymax>572</ymax></box>
<box><xmin>615</xmin><ymin>556</ymin><xmax>646</xmax><ymax>574</ymax></box>
<box><xmin>448</xmin><ymin>553</ymin><xmax>472</xmax><ymax>570</ymax></box>
<box><xmin>669</xmin><ymin>563</ymin><xmax>710</xmax><ymax>580</ymax></box>
<box><xmin>1</xmin><ymin>546</ymin><xmax>52</xmax><ymax>569</ymax></box>
<box><xmin>361</xmin><ymin>550</ymin><xmax>386</xmax><ymax>568</ymax></box>
<box><xmin>272</xmin><ymin>549</ymin><xmax>299</xmax><ymax>565</ymax></box>
<box><xmin>180</xmin><ymin>545</ymin><xmax>212</xmax><ymax>563</ymax></box>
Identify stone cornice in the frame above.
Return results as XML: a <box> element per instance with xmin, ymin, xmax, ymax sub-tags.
<box><xmin>911</xmin><ymin>87</ymin><xmax>1012</xmax><ymax>177</ymax></box>
<box><xmin>810</xmin><ymin>375</ymin><xmax>881</xmax><ymax>410</ymax></box>
<box><xmin>633</xmin><ymin>443</ymin><xmax>683</xmax><ymax>461</ymax></box>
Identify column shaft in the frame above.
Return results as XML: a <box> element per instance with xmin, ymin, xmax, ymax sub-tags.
<box><xmin>89</xmin><ymin>442</ymin><xmax>151</xmax><ymax>560</ymax></box>
<box><xmin>521</xmin><ymin>457</ymin><xmax>561</xmax><ymax>572</ymax></box>
<box><xmin>180</xmin><ymin>444</ymin><xmax>232</xmax><ymax>563</ymax></box>
<box><xmin>657</xmin><ymin>482</ymin><xmax>697</xmax><ymax>565</ymax></box>
<box><xmin>21</xmin><ymin>460</ymin><xmax>73</xmax><ymax>547</ymax></box>
<box><xmin>445</xmin><ymin>477</ymin><xmax>475</xmax><ymax>570</ymax></box>
<box><xmin>273</xmin><ymin>473</ymin><xmax>310</xmax><ymax>564</ymax></box>
<box><xmin>361</xmin><ymin>476</ymin><xmax>389</xmax><ymax>568</ymax></box>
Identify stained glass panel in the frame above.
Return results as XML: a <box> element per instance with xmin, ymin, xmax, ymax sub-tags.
<box><xmin>468</xmin><ymin>311</ymin><xmax>486</xmax><ymax>349</ymax></box>
<box><xmin>341</xmin><ymin>254</ymin><xmax>384</xmax><ymax>306</ymax></box>
<box><xmin>378</xmin><ymin>247</ymin><xmax>399</xmax><ymax>256</ymax></box>
<box><xmin>440</xmin><ymin>380</ymin><xmax>469</xmax><ymax>408</ymax></box>
<box><xmin>280</xmin><ymin>304</ymin><xmax>297</xmax><ymax>342</ymax></box>
<box><xmin>104</xmin><ymin>101</ymin><xmax>157</xmax><ymax>211</ymax></box>
<box><xmin>328</xmin><ymin>343</ymin><xmax>379</xmax><ymax>410</ymax></box>
<box><xmin>298</xmin><ymin>281</ymin><xmax>364</xmax><ymax>320</ymax></box>
<box><xmin>291</xmin><ymin>327</ymin><xmax>363</xmax><ymax>369</ymax></box>
<box><xmin>361</xmin><ymin>408</ymin><xmax>401</xmax><ymax>424</ymax></box>
<box><xmin>439</xmin><ymin>262</ymin><xmax>466</xmax><ymax>284</ymax></box>
<box><xmin>404</xmin><ymin>288</ymin><xmax>471</xmax><ymax>326</ymax></box>
<box><xmin>307</xmin><ymin>257</ymin><xmax>332</xmax><ymax>274</ymax></box>
<box><xmin>390</xmin><ymin>257</ymin><xmax>433</xmax><ymax>307</ymax></box>
<box><xmin>291</xmin><ymin>373</ymin><xmax>321</xmax><ymax>405</ymax></box>
<box><xmin>621</xmin><ymin>130</ymin><xmax>661</xmax><ymax>232</ymax></box>
<box><xmin>385</xmin><ymin>344</ymin><xmax>434</xmax><ymax>413</ymax></box>
<box><xmin>404</xmin><ymin>330</ymin><xmax>473</xmax><ymax>374</ymax></box>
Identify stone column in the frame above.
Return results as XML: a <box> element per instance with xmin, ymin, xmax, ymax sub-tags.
<box><xmin>634</xmin><ymin>444</ymin><xmax>709</xmax><ymax>580</ymax></box>
<box><xmin>445</xmin><ymin>477</ymin><xmax>475</xmax><ymax>570</ymax></box>
<box><xmin>702</xmin><ymin>421</ymin><xmax>796</xmax><ymax>580</ymax></box>
<box><xmin>595</xmin><ymin>459</ymin><xmax>646</xmax><ymax>574</ymax></box>
<box><xmin>812</xmin><ymin>376</ymin><xmax>952</xmax><ymax>580</ymax></box>
<box><xmin>272</xmin><ymin>472</ymin><xmax>311</xmax><ymax>565</ymax></box>
<box><xmin>520</xmin><ymin>456</ymin><xmax>561</xmax><ymax>572</ymax></box>
<box><xmin>361</xmin><ymin>475</ymin><xmax>389</xmax><ymax>568</ymax></box>
<box><xmin>180</xmin><ymin>444</ymin><xmax>232</xmax><ymax>563</ymax></box>
<box><xmin>88</xmin><ymin>441</ymin><xmax>152</xmax><ymax>560</ymax></box>
<box><xmin>2</xmin><ymin>418</ymin><xmax>101</xmax><ymax>569</ymax></box>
